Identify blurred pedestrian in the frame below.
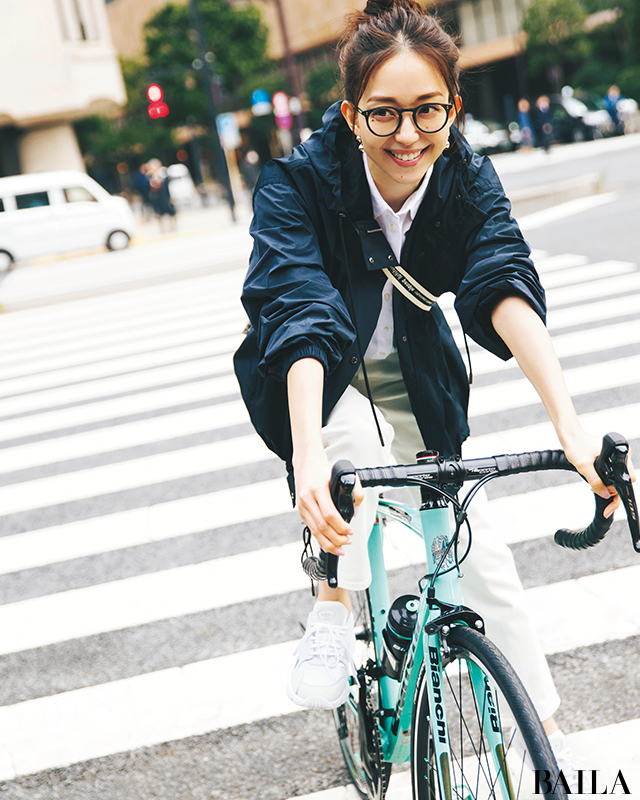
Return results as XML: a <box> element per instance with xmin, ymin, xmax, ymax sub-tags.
<box><xmin>239</xmin><ymin>150</ymin><xmax>262</xmax><ymax>195</ymax></box>
<box><xmin>517</xmin><ymin>98</ymin><xmax>534</xmax><ymax>149</ymax></box>
<box><xmin>603</xmin><ymin>85</ymin><xmax>625</xmax><ymax>134</ymax></box>
<box><xmin>133</xmin><ymin>163</ymin><xmax>154</xmax><ymax>220</ymax></box>
<box><xmin>147</xmin><ymin>159</ymin><xmax>177</xmax><ymax>232</ymax></box>
<box><xmin>535</xmin><ymin>95</ymin><xmax>553</xmax><ymax>152</ymax></box>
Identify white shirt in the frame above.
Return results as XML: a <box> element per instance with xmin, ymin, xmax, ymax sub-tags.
<box><xmin>362</xmin><ymin>154</ymin><xmax>433</xmax><ymax>360</ymax></box>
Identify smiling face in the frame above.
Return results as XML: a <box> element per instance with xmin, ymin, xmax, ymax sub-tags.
<box><xmin>342</xmin><ymin>50</ymin><xmax>460</xmax><ymax>212</ymax></box>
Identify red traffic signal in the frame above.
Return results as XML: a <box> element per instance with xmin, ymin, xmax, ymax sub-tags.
<box><xmin>147</xmin><ymin>84</ymin><xmax>169</xmax><ymax>119</ymax></box>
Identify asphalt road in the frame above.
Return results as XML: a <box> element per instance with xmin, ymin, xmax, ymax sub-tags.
<box><xmin>0</xmin><ymin>135</ymin><xmax>638</xmax><ymax>799</ymax></box>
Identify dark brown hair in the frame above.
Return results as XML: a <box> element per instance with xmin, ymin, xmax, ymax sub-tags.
<box><xmin>338</xmin><ymin>0</ymin><xmax>464</xmax><ymax>139</ymax></box>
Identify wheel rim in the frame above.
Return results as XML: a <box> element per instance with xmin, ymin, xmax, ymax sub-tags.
<box><xmin>108</xmin><ymin>231</ymin><xmax>130</xmax><ymax>250</ymax></box>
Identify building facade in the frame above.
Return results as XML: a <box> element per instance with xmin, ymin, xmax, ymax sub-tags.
<box><xmin>0</xmin><ymin>0</ymin><xmax>126</xmax><ymax>177</ymax></box>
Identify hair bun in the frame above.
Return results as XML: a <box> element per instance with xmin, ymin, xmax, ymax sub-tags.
<box><xmin>363</xmin><ymin>0</ymin><xmax>422</xmax><ymax>18</ymax></box>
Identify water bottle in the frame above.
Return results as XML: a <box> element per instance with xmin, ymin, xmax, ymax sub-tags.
<box><xmin>381</xmin><ymin>594</ymin><xmax>420</xmax><ymax>680</ymax></box>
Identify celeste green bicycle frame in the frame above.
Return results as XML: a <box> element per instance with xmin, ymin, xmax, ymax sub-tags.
<box><xmin>363</xmin><ymin>497</ymin><xmax>514</xmax><ymax>798</ymax></box>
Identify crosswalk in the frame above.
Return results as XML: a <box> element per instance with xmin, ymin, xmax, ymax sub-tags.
<box><xmin>0</xmin><ymin>227</ymin><xmax>638</xmax><ymax>798</ymax></box>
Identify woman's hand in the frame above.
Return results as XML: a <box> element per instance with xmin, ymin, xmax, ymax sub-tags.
<box><xmin>293</xmin><ymin>448</ymin><xmax>364</xmax><ymax>555</ymax></box>
<box><xmin>561</xmin><ymin>428</ymin><xmax>636</xmax><ymax>519</ymax></box>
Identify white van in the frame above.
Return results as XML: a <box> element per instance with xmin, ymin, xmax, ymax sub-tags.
<box><xmin>0</xmin><ymin>171</ymin><xmax>135</xmax><ymax>271</ymax></box>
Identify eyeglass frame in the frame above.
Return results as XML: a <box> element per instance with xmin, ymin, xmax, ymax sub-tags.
<box><xmin>354</xmin><ymin>102</ymin><xmax>454</xmax><ymax>137</ymax></box>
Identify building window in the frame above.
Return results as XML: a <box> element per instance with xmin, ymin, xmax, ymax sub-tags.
<box><xmin>53</xmin><ymin>0</ymin><xmax>70</xmax><ymax>40</ymax></box>
<box><xmin>493</xmin><ymin>0</ymin><xmax>506</xmax><ymax>35</ymax></box>
<box><xmin>16</xmin><ymin>192</ymin><xmax>50</xmax><ymax>210</ymax></box>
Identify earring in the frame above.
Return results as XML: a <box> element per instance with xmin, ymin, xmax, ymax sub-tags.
<box><xmin>356</xmin><ymin>134</ymin><xmax>365</xmax><ymax>152</ymax></box>
<box><xmin>445</xmin><ymin>140</ymin><xmax>451</xmax><ymax>149</ymax></box>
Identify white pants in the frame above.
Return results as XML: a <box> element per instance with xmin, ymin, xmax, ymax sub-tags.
<box><xmin>320</xmin><ymin>354</ymin><xmax>560</xmax><ymax>720</ymax></box>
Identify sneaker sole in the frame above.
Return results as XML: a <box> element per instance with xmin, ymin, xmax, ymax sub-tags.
<box><xmin>285</xmin><ymin>680</ymin><xmax>351</xmax><ymax>710</ymax></box>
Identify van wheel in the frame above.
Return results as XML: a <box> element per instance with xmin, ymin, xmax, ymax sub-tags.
<box><xmin>0</xmin><ymin>251</ymin><xmax>14</xmax><ymax>273</ymax></box>
<box><xmin>106</xmin><ymin>231</ymin><xmax>130</xmax><ymax>251</ymax></box>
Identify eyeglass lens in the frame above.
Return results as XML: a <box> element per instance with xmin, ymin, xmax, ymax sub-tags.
<box><xmin>367</xmin><ymin>104</ymin><xmax>449</xmax><ymax>135</ymax></box>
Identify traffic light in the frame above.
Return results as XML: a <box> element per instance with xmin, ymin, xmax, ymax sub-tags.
<box><xmin>147</xmin><ymin>84</ymin><xmax>169</xmax><ymax>119</ymax></box>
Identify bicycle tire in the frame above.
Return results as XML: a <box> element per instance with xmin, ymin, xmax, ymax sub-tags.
<box><xmin>334</xmin><ymin>590</ymin><xmax>392</xmax><ymax>800</ymax></box>
<box><xmin>412</xmin><ymin>625</ymin><xmax>567</xmax><ymax>800</ymax></box>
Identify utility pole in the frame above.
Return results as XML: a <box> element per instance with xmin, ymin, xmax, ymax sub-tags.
<box><xmin>189</xmin><ymin>0</ymin><xmax>236</xmax><ymax>222</ymax></box>
<box><xmin>271</xmin><ymin>0</ymin><xmax>307</xmax><ymax>144</ymax></box>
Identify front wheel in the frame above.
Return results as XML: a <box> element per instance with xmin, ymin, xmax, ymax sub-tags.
<box><xmin>333</xmin><ymin>590</ymin><xmax>391</xmax><ymax>800</ymax></box>
<box><xmin>412</xmin><ymin>625</ymin><xmax>567</xmax><ymax>800</ymax></box>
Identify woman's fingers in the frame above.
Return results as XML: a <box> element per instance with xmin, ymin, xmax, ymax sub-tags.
<box><xmin>297</xmin><ymin>484</ymin><xmax>353</xmax><ymax>555</ymax></box>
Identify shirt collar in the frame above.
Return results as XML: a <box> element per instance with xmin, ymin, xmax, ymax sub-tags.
<box><xmin>363</xmin><ymin>152</ymin><xmax>433</xmax><ymax>222</ymax></box>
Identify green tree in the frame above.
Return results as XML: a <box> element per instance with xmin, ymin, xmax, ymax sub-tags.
<box><xmin>522</xmin><ymin>0</ymin><xmax>591</xmax><ymax>90</ymax></box>
<box><xmin>143</xmin><ymin>0</ymin><xmax>270</xmax><ymax>124</ymax></box>
<box><xmin>305</xmin><ymin>63</ymin><xmax>342</xmax><ymax>130</ymax></box>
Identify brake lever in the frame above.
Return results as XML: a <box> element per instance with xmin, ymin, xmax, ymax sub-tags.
<box><xmin>594</xmin><ymin>432</ymin><xmax>639</xmax><ymax>552</ymax></box>
<box><xmin>326</xmin><ymin>460</ymin><xmax>357</xmax><ymax>588</ymax></box>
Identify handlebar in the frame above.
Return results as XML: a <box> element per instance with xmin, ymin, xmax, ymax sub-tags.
<box><xmin>301</xmin><ymin>433</ymin><xmax>638</xmax><ymax>585</ymax></box>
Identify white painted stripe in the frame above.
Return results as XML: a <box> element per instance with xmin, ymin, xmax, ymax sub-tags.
<box><xmin>0</xmin><ymin>640</ymin><xmax>299</xmax><ymax>781</ymax></box>
<box><xmin>0</xmin><ymin>587</ymin><xmax>637</xmax><ymax>781</ymax></box>
<box><xmin>0</xmin><ymin>375</ymin><xmax>238</xmax><ymax>442</ymax></box>
<box><xmin>548</xmin><ymin>292</ymin><xmax>640</xmax><ymax>329</ymax></box>
<box><xmin>1</xmin><ymin>401</ymin><xmax>636</xmax><ymax>574</ymax></box>
<box><xmin>0</xmin><ymin>302</ymin><xmax>225</xmax><ymax>365</ymax></box>
<box><xmin>0</xmin><ymin>333</ymin><xmax>242</xmax><ymax>397</ymax></box>
<box><xmin>0</xmin><ymin>400</ymin><xmax>249</xmax><ymax>474</ymax></box>
<box><xmin>518</xmin><ymin>193</ymin><xmax>618</xmax><ymax>232</ymax></box>
<box><xmin>0</xmin><ymin>478</ymin><xmax>293</xmax><ymax>576</ymax></box>
<box><xmin>533</xmin><ymin>253</ymin><xmax>588</xmax><ymax>273</ymax></box>
<box><xmin>469</xmin><ymin>353</ymin><xmax>640</xmax><ymax>417</ymax></box>
<box><xmin>0</xmin><ymin>503</ymin><xmax>637</xmax><ymax>656</ymax></box>
<box><xmin>546</xmin><ymin>271</ymin><xmax>640</xmax><ymax>307</ymax></box>
<box><xmin>0</xmin><ymin>316</ymin><xmax>243</xmax><ymax>383</ymax></box>
<box><xmin>0</xmin><ymin>434</ymin><xmax>274</xmax><ymax>518</ymax></box>
<box><xmin>0</xmin><ymin>236</ymin><xmax>250</xmax><ymax>306</ymax></box>
<box><xmin>465</xmin><ymin>318</ymin><xmax>640</xmax><ymax>377</ymax></box>
<box><xmin>0</xmin><ymin>282</ymin><xmax>244</xmax><ymax>358</ymax></box>
<box><xmin>465</xmin><ymin>401</ymin><xmax>640</xmax><ymax>456</ymax></box>
<box><xmin>0</xmin><ymin>353</ymin><xmax>233</xmax><ymax>419</ymax></box>
<box><xmin>541</xmin><ymin>260</ymin><xmax>636</xmax><ymax>289</ymax></box>
<box><xmin>0</xmin><ymin>265</ymin><xmax>244</xmax><ymax>334</ymax></box>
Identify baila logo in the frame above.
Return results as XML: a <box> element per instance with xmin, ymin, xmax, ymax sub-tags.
<box><xmin>535</xmin><ymin>770</ymin><xmax>631</xmax><ymax>794</ymax></box>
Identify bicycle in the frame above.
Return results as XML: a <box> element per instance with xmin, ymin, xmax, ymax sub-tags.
<box><xmin>302</xmin><ymin>432</ymin><xmax>638</xmax><ymax>800</ymax></box>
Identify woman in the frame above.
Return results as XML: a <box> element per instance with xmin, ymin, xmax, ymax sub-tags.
<box><xmin>234</xmin><ymin>0</ymin><xmax>629</xmax><ymax>774</ymax></box>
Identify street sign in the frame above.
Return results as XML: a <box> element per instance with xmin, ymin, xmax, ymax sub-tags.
<box><xmin>216</xmin><ymin>113</ymin><xmax>241</xmax><ymax>150</ymax></box>
<box><xmin>251</xmin><ymin>89</ymin><xmax>272</xmax><ymax>117</ymax></box>
<box><xmin>272</xmin><ymin>91</ymin><xmax>292</xmax><ymax>131</ymax></box>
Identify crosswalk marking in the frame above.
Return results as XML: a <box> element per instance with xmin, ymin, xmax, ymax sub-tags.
<box><xmin>0</xmin><ymin>224</ymin><xmax>637</xmax><ymax>793</ymax></box>
<box><xmin>0</xmin><ymin>400</ymin><xmax>250</xmax><ymax>474</ymax></box>
<box><xmin>0</xmin><ymin>375</ymin><xmax>238</xmax><ymax>442</ymax></box>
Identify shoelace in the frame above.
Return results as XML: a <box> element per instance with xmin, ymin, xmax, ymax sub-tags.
<box><xmin>295</xmin><ymin>623</ymin><xmax>360</xmax><ymax>686</ymax></box>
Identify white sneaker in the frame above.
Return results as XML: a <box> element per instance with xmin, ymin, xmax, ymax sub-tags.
<box><xmin>286</xmin><ymin>601</ymin><xmax>357</xmax><ymax>709</ymax></box>
<box><xmin>548</xmin><ymin>730</ymin><xmax>584</xmax><ymax>793</ymax></box>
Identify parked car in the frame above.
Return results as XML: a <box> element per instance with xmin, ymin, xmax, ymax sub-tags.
<box><xmin>0</xmin><ymin>171</ymin><xmax>135</xmax><ymax>271</ymax></box>
<box><xmin>462</xmin><ymin>115</ymin><xmax>514</xmax><ymax>155</ymax></box>
<box><xmin>548</xmin><ymin>94</ymin><xmax>615</xmax><ymax>143</ymax></box>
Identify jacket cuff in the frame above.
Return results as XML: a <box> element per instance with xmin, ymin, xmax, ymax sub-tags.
<box><xmin>278</xmin><ymin>345</ymin><xmax>329</xmax><ymax>382</ymax></box>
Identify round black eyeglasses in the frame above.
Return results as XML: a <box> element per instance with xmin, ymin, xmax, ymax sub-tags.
<box><xmin>355</xmin><ymin>103</ymin><xmax>454</xmax><ymax>136</ymax></box>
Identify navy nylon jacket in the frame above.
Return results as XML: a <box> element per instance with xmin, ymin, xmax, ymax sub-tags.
<box><xmin>233</xmin><ymin>103</ymin><xmax>546</xmax><ymax>468</ymax></box>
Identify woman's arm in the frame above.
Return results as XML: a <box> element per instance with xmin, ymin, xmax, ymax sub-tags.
<box><xmin>491</xmin><ymin>296</ymin><xmax>635</xmax><ymax>516</ymax></box>
<box><xmin>287</xmin><ymin>358</ymin><xmax>362</xmax><ymax>554</ymax></box>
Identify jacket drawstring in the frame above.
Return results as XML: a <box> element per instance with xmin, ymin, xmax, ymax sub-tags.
<box><xmin>463</xmin><ymin>332</ymin><xmax>474</xmax><ymax>385</ymax></box>
<box><xmin>338</xmin><ymin>213</ymin><xmax>385</xmax><ymax>448</ymax></box>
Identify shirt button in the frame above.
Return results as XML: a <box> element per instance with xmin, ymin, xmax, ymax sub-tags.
<box><xmin>384</xmin><ymin>293</ymin><xmax>391</xmax><ymax>301</ymax></box>
<box><xmin>383</xmin><ymin>327</ymin><xmax>389</xmax><ymax>333</ymax></box>
<box><xmin>380</xmin><ymin>352</ymin><xmax>386</xmax><ymax>357</ymax></box>
<box><xmin>402</xmin><ymin>336</ymin><xmax>408</xmax><ymax>342</ymax></box>
<box><xmin>391</xmin><ymin>225</ymin><xmax>397</xmax><ymax>232</ymax></box>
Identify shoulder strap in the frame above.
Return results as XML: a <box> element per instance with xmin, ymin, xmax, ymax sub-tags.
<box><xmin>382</xmin><ymin>265</ymin><xmax>440</xmax><ymax>312</ymax></box>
